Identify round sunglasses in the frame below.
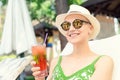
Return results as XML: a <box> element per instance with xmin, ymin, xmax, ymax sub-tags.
<box><xmin>61</xmin><ymin>19</ymin><xmax>91</xmax><ymax>31</ymax></box>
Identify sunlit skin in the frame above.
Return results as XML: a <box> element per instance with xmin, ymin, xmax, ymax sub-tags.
<box><xmin>31</xmin><ymin>14</ymin><xmax>114</xmax><ymax>80</ymax></box>
<box><xmin>59</xmin><ymin>14</ymin><xmax>95</xmax><ymax>59</ymax></box>
<box><xmin>65</xmin><ymin>14</ymin><xmax>92</xmax><ymax>44</ymax></box>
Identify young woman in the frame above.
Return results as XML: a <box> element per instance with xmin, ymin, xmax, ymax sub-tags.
<box><xmin>31</xmin><ymin>4</ymin><xmax>114</xmax><ymax>80</ymax></box>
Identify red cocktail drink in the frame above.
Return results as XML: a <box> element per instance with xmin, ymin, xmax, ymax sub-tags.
<box><xmin>32</xmin><ymin>45</ymin><xmax>47</xmax><ymax>75</ymax></box>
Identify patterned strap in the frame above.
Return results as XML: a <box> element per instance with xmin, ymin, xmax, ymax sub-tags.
<box><xmin>57</xmin><ymin>55</ymin><xmax>103</xmax><ymax>65</ymax></box>
<box><xmin>58</xmin><ymin>56</ymin><xmax>62</xmax><ymax>64</ymax></box>
<box><xmin>92</xmin><ymin>55</ymin><xmax>104</xmax><ymax>65</ymax></box>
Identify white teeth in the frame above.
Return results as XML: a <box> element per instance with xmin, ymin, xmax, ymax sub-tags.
<box><xmin>69</xmin><ymin>33</ymin><xmax>79</xmax><ymax>37</ymax></box>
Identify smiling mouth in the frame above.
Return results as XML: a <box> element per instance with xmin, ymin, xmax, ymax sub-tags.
<box><xmin>69</xmin><ymin>33</ymin><xmax>80</xmax><ymax>37</ymax></box>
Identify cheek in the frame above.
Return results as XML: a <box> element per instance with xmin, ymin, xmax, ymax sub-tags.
<box><xmin>79</xmin><ymin>27</ymin><xmax>90</xmax><ymax>37</ymax></box>
<box><xmin>79</xmin><ymin>26</ymin><xmax>88</xmax><ymax>33</ymax></box>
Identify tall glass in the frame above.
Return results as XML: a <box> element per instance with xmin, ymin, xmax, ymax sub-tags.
<box><xmin>32</xmin><ymin>44</ymin><xmax>48</xmax><ymax>76</ymax></box>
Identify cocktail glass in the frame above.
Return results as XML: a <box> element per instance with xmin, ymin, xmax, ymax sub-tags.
<box><xmin>32</xmin><ymin>44</ymin><xmax>48</xmax><ymax>76</ymax></box>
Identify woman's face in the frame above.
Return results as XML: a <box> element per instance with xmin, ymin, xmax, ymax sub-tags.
<box><xmin>63</xmin><ymin>14</ymin><xmax>93</xmax><ymax>44</ymax></box>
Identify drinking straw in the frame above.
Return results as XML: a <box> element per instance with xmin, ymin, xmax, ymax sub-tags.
<box><xmin>43</xmin><ymin>33</ymin><xmax>48</xmax><ymax>45</ymax></box>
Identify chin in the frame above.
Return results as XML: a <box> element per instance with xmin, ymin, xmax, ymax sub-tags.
<box><xmin>68</xmin><ymin>40</ymin><xmax>81</xmax><ymax>44</ymax></box>
<box><xmin>68</xmin><ymin>37</ymin><xmax>86</xmax><ymax>44</ymax></box>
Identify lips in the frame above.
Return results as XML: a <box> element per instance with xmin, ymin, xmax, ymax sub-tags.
<box><xmin>69</xmin><ymin>33</ymin><xmax>80</xmax><ymax>37</ymax></box>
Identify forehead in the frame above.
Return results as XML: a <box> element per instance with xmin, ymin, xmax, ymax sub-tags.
<box><xmin>64</xmin><ymin>14</ymin><xmax>89</xmax><ymax>21</ymax></box>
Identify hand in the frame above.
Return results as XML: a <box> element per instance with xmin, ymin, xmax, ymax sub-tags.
<box><xmin>31</xmin><ymin>61</ymin><xmax>45</xmax><ymax>80</ymax></box>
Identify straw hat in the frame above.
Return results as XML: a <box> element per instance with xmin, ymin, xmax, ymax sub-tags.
<box><xmin>55</xmin><ymin>4</ymin><xmax>100</xmax><ymax>40</ymax></box>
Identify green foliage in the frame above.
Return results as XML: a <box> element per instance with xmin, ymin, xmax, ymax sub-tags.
<box><xmin>28</xmin><ymin>0</ymin><xmax>56</xmax><ymax>22</ymax></box>
<box><xmin>0</xmin><ymin>0</ymin><xmax>7</xmax><ymax>6</ymax></box>
<box><xmin>1</xmin><ymin>0</ymin><xmax>56</xmax><ymax>22</ymax></box>
<box><xmin>24</xmin><ymin>76</ymin><xmax>34</xmax><ymax>80</ymax></box>
<box><xmin>26</xmin><ymin>0</ymin><xmax>84</xmax><ymax>22</ymax></box>
<box><xmin>0</xmin><ymin>54</ymin><xmax>16</xmax><ymax>61</ymax></box>
<box><xmin>68</xmin><ymin>0</ymin><xmax>84</xmax><ymax>5</ymax></box>
<box><xmin>0</xmin><ymin>0</ymin><xmax>83</xmax><ymax>25</ymax></box>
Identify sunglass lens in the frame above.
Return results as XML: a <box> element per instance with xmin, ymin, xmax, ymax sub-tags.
<box><xmin>73</xmin><ymin>19</ymin><xmax>82</xmax><ymax>29</ymax></box>
<box><xmin>61</xmin><ymin>22</ymin><xmax>70</xmax><ymax>31</ymax></box>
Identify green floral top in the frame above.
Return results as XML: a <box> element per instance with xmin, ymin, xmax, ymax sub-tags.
<box><xmin>51</xmin><ymin>55</ymin><xmax>102</xmax><ymax>80</ymax></box>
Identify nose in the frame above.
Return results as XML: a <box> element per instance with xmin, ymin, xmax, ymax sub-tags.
<box><xmin>69</xmin><ymin>25</ymin><xmax>75</xmax><ymax>31</ymax></box>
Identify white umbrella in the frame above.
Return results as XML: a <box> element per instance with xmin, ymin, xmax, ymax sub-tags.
<box><xmin>0</xmin><ymin>0</ymin><xmax>37</xmax><ymax>55</ymax></box>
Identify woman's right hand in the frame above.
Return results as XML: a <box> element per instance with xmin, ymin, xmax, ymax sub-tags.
<box><xmin>31</xmin><ymin>61</ymin><xmax>45</xmax><ymax>80</ymax></box>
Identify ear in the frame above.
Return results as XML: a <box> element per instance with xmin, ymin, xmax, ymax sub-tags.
<box><xmin>88</xmin><ymin>25</ymin><xmax>94</xmax><ymax>35</ymax></box>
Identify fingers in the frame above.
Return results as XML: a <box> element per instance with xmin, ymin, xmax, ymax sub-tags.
<box><xmin>31</xmin><ymin>61</ymin><xmax>40</xmax><ymax>73</ymax></box>
<box><xmin>31</xmin><ymin>61</ymin><xmax>40</xmax><ymax>76</ymax></box>
<box><xmin>31</xmin><ymin>60</ymin><xmax>47</xmax><ymax>80</ymax></box>
<box><xmin>32</xmin><ymin>70</ymin><xmax>46</xmax><ymax>80</ymax></box>
<box><xmin>31</xmin><ymin>60</ymin><xmax>36</xmax><ymax>66</ymax></box>
<box><xmin>31</xmin><ymin>66</ymin><xmax>40</xmax><ymax>72</ymax></box>
<box><xmin>34</xmin><ymin>75</ymin><xmax>45</xmax><ymax>80</ymax></box>
<box><xmin>31</xmin><ymin>61</ymin><xmax>46</xmax><ymax>79</ymax></box>
<box><xmin>32</xmin><ymin>70</ymin><xmax>40</xmax><ymax>77</ymax></box>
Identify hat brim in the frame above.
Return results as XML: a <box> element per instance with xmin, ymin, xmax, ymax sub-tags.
<box><xmin>55</xmin><ymin>12</ymin><xmax>100</xmax><ymax>40</ymax></box>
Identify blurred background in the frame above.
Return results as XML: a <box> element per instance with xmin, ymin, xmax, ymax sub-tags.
<box><xmin>0</xmin><ymin>0</ymin><xmax>120</xmax><ymax>80</ymax></box>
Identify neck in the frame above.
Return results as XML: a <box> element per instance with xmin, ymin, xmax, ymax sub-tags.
<box><xmin>71</xmin><ymin>41</ymin><xmax>93</xmax><ymax>57</ymax></box>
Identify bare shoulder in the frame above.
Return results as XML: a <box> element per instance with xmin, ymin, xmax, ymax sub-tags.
<box><xmin>47</xmin><ymin>56</ymin><xmax>60</xmax><ymax>79</ymax></box>
<box><xmin>50</xmin><ymin>56</ymin><xmax>59</xmax><ymax>66</ymax></box>
<box><xmin>90</xmin><ymin>55</ymin><xmax>114</xmax><ymax>80</ymax></box>
<box><xmin>49</xmin><ymin>56</ymin><xmax>62</xmax><ymax>71</ymax></box>
<box><xmin>96</xmin><ymin>55</ymin><xmax>114</xmax><ymax>68</ymax></box>
<box><xmin>99</xmin><ymin>55</ymin><xmax>114</xmax><ymax>64</ymax></box>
